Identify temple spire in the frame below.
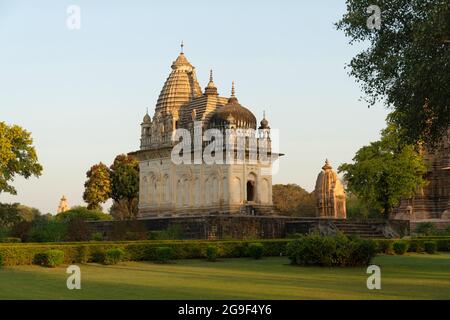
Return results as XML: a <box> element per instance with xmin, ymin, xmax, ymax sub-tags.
<box><xmin>231</xmin><ymin>81</ymin><xmax>235</xmax><ymax>97</ymax></box>
<box><xmin>180</xmin><ymin>41</ymin><xmax>184</xmax><ymax>53</ymax></box>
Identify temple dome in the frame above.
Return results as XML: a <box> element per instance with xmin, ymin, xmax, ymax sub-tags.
<box><xmin>208</xmin><ymin>83</ymin><xmax>257</xmax><ymax>129</ymax></box>
<box><xmin>208</xmin><ymin>98</ymin><xmax>257</xmax><ymax>129</ymax></box>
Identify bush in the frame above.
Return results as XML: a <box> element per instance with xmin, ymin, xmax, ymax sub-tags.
<box><xmin>408</xmin><ymin>240</ymin><xmax>424</xmax><ymax>253</ymax></box>
<box><xmin>91</xmin><ymin>232</ymin><xmax>103</xmax><ymax>241</ymax></box>
<box><xmin>91</xmin><ymin>249</ymin><xmax>106</xmax><ymax>263</ymax></box>
<box><xmin>104</xmin><ymin>248</ymin><xmax>125</xmax><ymax>265</ymax></box>
<box><xmin>0</xmin><ymin>237</ymin><xmax>22</xmax><ymax>243</ymax></box>
<box><xmin>287</xmin><ymin>234</ymin><xmax>376</xmax><ymax>267</ymax></box>
<box><xmin>424</xmin><ymin>241</ymin><xmax>437</xmax><ymax>254</ymax></box>
<box><xmin>33</xmin><ymin>250</ymin><xmax>65</xmax><ymax>267</ymax></box>
<box><xmin>154</xmin><ymin>247</ymin><xmax>173</xmax><ymax>263</ymax></box>
<box><xmin>415</xmin><ymin>222</ymin><xmax>437</xmax><ymax>236</ymax></box>
<box><xmin>76</xmin><ymin>245</ymin><xmax>89</xmax><ymax>264</ymax></box>
<box><xmin>29</xmin><ymin>220</ymin><xmax>68</xmax><ymax>243</ymax></box>
<box><xmin>206</xmin><ymin>245</ymin><xmax>219</xmax><ymax>262</ymax></box>
<box><xmin>393</xmin><ymin>241</ymin><xmax>408</xmax><ymax>255</ymax></box>
<box><xmin>0</xmin><ymin>253</ymin><xmax>3</xmax><ymax>266</ymax></box>
<box><xmin>247</xmin><ymin>243</ymin><xmax>264</xmax><ymax>260</ymax></box>
<box><xmin>377</xmin><ymin>240</ymin><xmax>394</xmax><ymax>254</ymax></box>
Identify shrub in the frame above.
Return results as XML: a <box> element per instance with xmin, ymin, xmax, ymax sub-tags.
<box><xmin>415</xmin><ymin>222</ymin><xmax>437</xmax><ymax>236</ymax></box>
<box><xmin>206</xmin><ymin>245</ymin><xmax>219</xmax><ymax>262</ymax></box>
<box><xmin>377</xmin><ymin>240</ymin><xmax>394</xmax><ymax>254</ymax></box>
<box><xmin>408</xmin><ymin>240</ymin><xmax>425</xmax><ymax>253</ymax></box>
<box><xmin>155</xmin><ymin>246</ymin><xmax>173</xmax><ymax>263</ymax></box>
<box><xmin>287</xmin><ymin>234</ymin><xmax>376</xmax><ymax>267</ymax></box>
<box><xmin>0</xmin><ymin>253</ymin><xmax>3</xmax><ymax>266</ymax></box>
<box><xmin>91</xmin><ymin>232</ymin><xmax>103</xmax><ymax>241</ymax></box>
<box><xmin>33</xmin><ymin>250</ymin><xmax>65</xmax><ymax>267</ymax></box>
<box><xmin>104</xmin><ymin>248</ymin><xmax>125</xmax><ymax>265</ymax></box>
<box><xmin>0</xmin><ymin>237</ymin><xmax>22</xmax><ymax>243</ymax></box>
<box><xmin>424</xmin><ymin>241</ymin><xmax>437</xmax><ymax>254</ymax></box>
<box><xmin>76</xmin><ymin>245</ymin><xmax>89</xmax><ymax>264</ymax></box>
<box><xmin>247</xmin><ymin>243</ymin><xmax>264</xmax><ymax>260</ymax></box>
<box><xmin>29</xmin><ymin>220</ymin><xmax>67</xmax><ymax>243</ymax></box>
<box><xmin>91</xmin><ymin>249</ymin><xmax>106</xmax><ymax>263</ymax></box>
<box><xmin>393</xmin><ymin>241</ymin><xmax>408</xmax><ymax>255</ymax></box>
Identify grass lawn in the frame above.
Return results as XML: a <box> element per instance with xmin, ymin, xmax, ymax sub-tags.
<box><xmin>1</xmin><ymin>253</ymin><xmax>449</xmax><ymax>300</ymax></box>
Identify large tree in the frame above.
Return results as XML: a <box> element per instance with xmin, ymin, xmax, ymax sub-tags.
<box><xmin>272</xmin><ymin>184</ymin><xmax>316</xmax><ymax>217</ymax></box>
<box><xmin>337</xmin><ymin>0</ymin><xmax>450</xmax><ymax>146</ymax></box>
<box><xmin>0</xmin><ymin>122</ymin><xmax>43</xmax><ymax>195</ymax></box>
<box><xmin>83</xmin><ymin>162</ymin><xmax>111</xmax><ymax>210</ymax></box>
<box><xmin>109</xmin><ymin>154</ymin><xmax>139</xmax><ymax>219</ymax></box>
<box><xmin>338</xmin><ymin>124</ymin><xmax>427</xmax><ymax>216</ymax></box>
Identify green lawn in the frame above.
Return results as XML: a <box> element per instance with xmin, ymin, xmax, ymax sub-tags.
<box><xmin>1</xmin><ymin>253</ymin><xmax>450</xmax><ymax>299</ymax></box>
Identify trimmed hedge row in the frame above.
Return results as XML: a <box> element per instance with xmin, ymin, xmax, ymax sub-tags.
<box><xmin>375</xmin><ymin>238</ymin><xmax>450</xmax><ymax>254</ymax></box>
<box><xmin>0</xmin><ymin>239</ymin><xmax>289</xmax><ymax>266</ymax></box>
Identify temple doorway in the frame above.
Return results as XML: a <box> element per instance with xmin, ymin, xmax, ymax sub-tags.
<box><xmin>247</xmin><ymin>181</ymin><xmax>255</xmax><ymax>202</ymax></box>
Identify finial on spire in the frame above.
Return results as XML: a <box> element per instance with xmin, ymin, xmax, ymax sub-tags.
<box><xmin>231</xmin><ymin>81</ymin><xmax>235</xmax><ymax>97</ymax></box>
<box><xmin>263</xmin><ymin>110</ymin><xmax>266</xmax><ymax>119</ymax></box>
<box><xmin>209</xmin><ymin>69</ymin><xmax>213</xmax><ymax>82</ymax></box>
<box><xmin>322</xmin><ymin>159</ymin><xmax>332</xmax><ymax>170</ymax></box>
<box><xmin>180</xmin><ymin>41</ymin><xmax>184</xmax><ymax>53</ymax></box>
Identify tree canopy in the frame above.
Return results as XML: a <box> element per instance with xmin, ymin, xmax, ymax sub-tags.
<box><xmin>272</xmin><ymin>184</ymin><xmax>316</xmax><ymax>217</ymax></box>
<box><xmin>337</xmin><ymin>0</ymin><xmax>450</xmax><ymax>146</ymax></box>
<box><xmin>338</xmin><ymin>124</ymin><xmax>427</xmax><ymax>216</ymax></box>
<box><xmin>83</xmin><ymin>162</ymin><xmax>111</xmax><ymax>210</ymax></box>
<box><xmin>0</xmin><ymin>122</ymin><xmax>43</xmax><ymax>195</ymax></box>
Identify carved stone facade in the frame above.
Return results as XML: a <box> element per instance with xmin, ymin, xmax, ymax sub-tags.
<box><xmin>314</xmin><ymin>160</ymin><xmax>346</xmax><ymax>219</ymax></box>
<box><xmin>131</xmin><ymin>49</ymin><xmax>278</xmax><ymax>218</ymax></box>
<box><xmin>394</xmin><ymin>129</ymin><xmax>450</xmax><ymax>220</ymax></box>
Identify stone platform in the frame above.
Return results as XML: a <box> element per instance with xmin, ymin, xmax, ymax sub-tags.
<box><xmin>88</xmin><ymin>215</ymin><xmax>409</xmax><ymax>240</ymax></box>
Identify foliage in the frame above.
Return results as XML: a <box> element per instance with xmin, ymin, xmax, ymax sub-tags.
<box><xmin>247</xmin><ymin>243</ymin><xmax>264</xmax><ymax>260</ymax></box>
<box><xmin>0</xmin><ymin>203</ymin><xmax>22</xmax><ymax>229</ymax></box>
<box><xmin>377</xmin><ymin>239</ymin><xmax>394</xmax><ymax>254</ymax></box>
<box><xmin>415</xmin><ymin>222</ymin><xmax>438</xmax><ymax>236</ymax></box>
<box><xmin>0</xmin><ymin>122</ymin><xmax>43</xmax><ymax>195</ymax></box>
<box><xmin>336</xmin><ymin>0</ymin><xmax>450</xmax><ymax>147</ymax></box>
<box><xmin>0</xmin><ymin>253</ymin><xmax>3</xmax><ymax>266</ymax></box>
<box><xmin>338</xmin><ymin>124</ymin><xmax>427</xmax><ymax>216</ymax></box>
<box><xmin>109</xmin><ymin>154</ymin><xmax>139</xmax><ymax>220</ymax></box>
<box><xmin>104</xmin><ymin>248</ymin><xmax>125</xmax><ymax>265</ymax></box>
<box><xmin>424</xmin><ymin>241</ymin><xmax>437</xmax><ymax>254</ymax></box>
<box><xmin>206</xmin><ymin>245</ymin><xmax>219</xmax><ymax>262</ymax></box>
<box><xmin>154</xmin><ymin>247</ymin><xmax>174</xmax><ymax>263</ymax></box>
<box><xmin>16</xmin><ymin>205</ymin><xmax>41</xmax><ymax>222</ymax></box>
<box><xmin>272</xmin><ymin>184</ymin><xmax>316</xmax><ymax>216</ymax></box>
<box><xmin>28</xmin><ymin>220</ymin><xmax>68</xmax><ymax>243</ymax></box>
<box><xmin>287</xmin><ymin>234</ymin><xmax>377</xmax><ymax>267</ymax></box>
<box><xmin>91</xmin><ymin>232</ymin><xmax>103</xmax><ymax>241</ymax></box>
<box><xmin>345</xmin><ymin>194</ymin><xmax>381</xmax><ymax>219</ymax></box>
<box><xmin>33</xmin><ymin>250</ymin><xmax>65</xmax><ymax>268</ymax></box>
<box><xmin>55</xmin><ymin>206</ymin><xmax>112</xmax><ymax>223</ymax></box>
<box><xmin>83</xmin><ymin>162</ymin><xmax>111</xmax><ymax>211</ymax></box>
<box><xmin>393</xmin><ymin>241</ymin><xmax>408</xmax><ymax>255</ymax></box>
<box><xmin>0</xmin><ymin>239</ymin><xmax>288</xmax><ymax>266</ymax></box>
<box><xmin>148</xmin><ymin>225</ymin><xmax>183</xmax><ymax>240</ymax></box>
<box><xmin>0</xmin><ymin>237</ymin><xmax>21</xmax><ymax>243</ymax></box>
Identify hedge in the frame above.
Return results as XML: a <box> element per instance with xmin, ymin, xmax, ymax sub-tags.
<box><xmin>0</xmin><ymin>239</ymin><xmax>289</xmax><ymax>266</ymax></box>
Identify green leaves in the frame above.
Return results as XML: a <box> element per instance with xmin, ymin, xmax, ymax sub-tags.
<box><xmin>338</xmin><ymin>125</ymin><xmax>427</xmax><ymax>215</ymax></box>
<box><xmin>337</xmin><ymin>0</ymin><xmax>450</xmax><ymax>146</ymax></box>
<box><xmin>83</xmin><ymin>162</ymin><xmax>111</xmax><ymax>210</ymax></box>
<box><xmin>0</xmin><ymin>122</ymin><xmax>43</xmax><ymax>195</ymax></box>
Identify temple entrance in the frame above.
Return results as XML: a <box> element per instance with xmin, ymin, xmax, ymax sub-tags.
<box><xmin>246</xmin><ymin>181</ymin><xmax>255</xmax><ymax>202</ymax></box>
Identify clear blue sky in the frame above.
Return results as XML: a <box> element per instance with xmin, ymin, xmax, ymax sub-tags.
<box><xmin>0</xmin><ymin>0</ymin><xmax>388</xmax><ymax>214</ymax></box>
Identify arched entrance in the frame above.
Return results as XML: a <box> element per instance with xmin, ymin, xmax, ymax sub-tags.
<box><xmin>246</xmin><ymin>181</ymin><xmax>255</xmax><ymax>202</ymax></box>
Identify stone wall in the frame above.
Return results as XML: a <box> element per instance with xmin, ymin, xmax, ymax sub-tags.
<box><xmin>88</xmin><ymin>215</ymin><xmax>409</xmax><ymax>240</ymax></box>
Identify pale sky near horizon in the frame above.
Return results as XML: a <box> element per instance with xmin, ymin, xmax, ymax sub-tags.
<box><xmin>0</xmin><ymin>0</ymin><xmax>389</xmax><ymax>214</ymax></box>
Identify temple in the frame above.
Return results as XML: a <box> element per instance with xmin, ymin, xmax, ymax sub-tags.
<box><xmin>131</xmin><ymin>48</ymin><xmax>279</xmax><ymax>218</ymax></box>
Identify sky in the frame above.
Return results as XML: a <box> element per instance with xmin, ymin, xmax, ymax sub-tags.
<box><xmin>0</xmin><ymin>0</ymin><xmax>389</xmax><ymax>214</ymax></box>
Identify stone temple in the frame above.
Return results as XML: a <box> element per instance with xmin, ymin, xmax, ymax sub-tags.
<box><xmin>131</xmin><ymin>48</ymin><xmax>279</xmax><ymax>218</ymax></box>
<box><xmin>393</xmin><ymin>128</ymin><xmax>450</xmax><ymax>221</ymax></box>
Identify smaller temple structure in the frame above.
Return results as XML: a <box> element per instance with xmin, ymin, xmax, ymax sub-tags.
<box><xmin>57</xmin><ymin>195</ymin><xmax>69</xmax><ymax>213</ymax></box>
<box><xmin>314</xmin><ymin>159</ymin><xmax>346</xmax><ymax>219</ymax></box>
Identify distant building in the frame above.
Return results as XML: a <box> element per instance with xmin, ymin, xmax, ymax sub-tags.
<box><xmin>57</xmin><ymin>195</ymin><xmax>69</xmax><ymax>213</ymax></box>
<box><xmin>131</xmin><ymin>47</ymin><xmax>280</xmax><ymax>217</ymax></box>
<box><xmin>314</xmin><ymin>159</ymin><xmax>346</xmax><ymax>219</ymax></box>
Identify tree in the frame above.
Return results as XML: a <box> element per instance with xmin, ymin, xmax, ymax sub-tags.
<box><xmin>109</xmin><ymin>154</ymin><xmax>139</xmax><ymax>219</ymax></box>
<box><xmin>0</xmin><ymin>122</ymin><xmax>43</xmax><ymax>195</ymax></box>
<box><xmin>83</xmin><ymin>162</ymin><xmax>111</xmax><ymax>210</ymax></box>
<box><xmin>338</xmin><ymin>124</ymin><xmax>427</xmax><ymax>216</ymax></box>
<box><xmin>337</xmin><ymin>0</ymin><xmax>450</xmax><ymax>147</ymax></box>
<box><xmin>55</xmin><ymin>206</ymin><xmax>112</xmax><ymax>222</ymax></box>
<box><xmin>272</xmin><ymin>184</ymin><xmax>316</xmax><ymax>217</ymax></box>
<box><xmin>0</xmin><ymin>203</ymin><xmax>22</xmax><ymax>229</ymax></box>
